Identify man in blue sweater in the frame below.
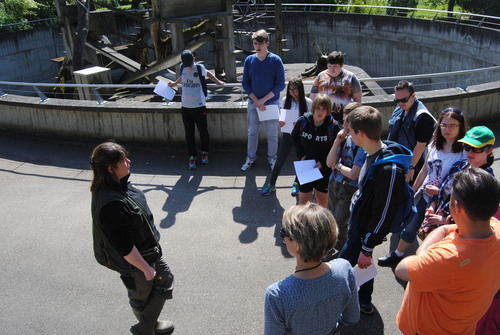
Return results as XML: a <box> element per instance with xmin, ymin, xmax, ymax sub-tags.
<box><xmin>241</xmin><ymin>29</ymin><xmax>286</xmax><ymax>171</ymax></box>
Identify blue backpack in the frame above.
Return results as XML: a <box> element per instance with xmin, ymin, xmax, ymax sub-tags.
<box><xmin>365</xmin><ymin>147</ymin><xmax>417</xmax><ymax>233</ymax></box>
<box><xmin>180</xmin><ymin>63</ymin><xmax>208</xmax><ymax>97</ymax></box>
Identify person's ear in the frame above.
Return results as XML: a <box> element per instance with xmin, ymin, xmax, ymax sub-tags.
<box><xmin>107</xmin><ymin>165</ymin><xmax>114</xmax><ymax>175</ymax></box>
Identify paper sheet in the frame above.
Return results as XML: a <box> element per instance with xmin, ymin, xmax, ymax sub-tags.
<box><xmin>280</xmin><ymin>109</ymin><xmax>296</xmax><ymax>133</ymax></box>
<box><xmin>154</xmin><ymin>80</ymin><xmax>176</xmax><ymax>101</ymax></box>
<box><xmin>293</xmin><ymin>160</ymin><xmax>323</xmax><ymax>185</ymax></box>
<box><xmin>257</xmin><ymin>104</ymin><xmax>280</xmax><ymax>121</ymax></box>
<box><xmin>353</xmin><ymin>263</ymin><xmax>378</xmax><ymax>287</ymax></box>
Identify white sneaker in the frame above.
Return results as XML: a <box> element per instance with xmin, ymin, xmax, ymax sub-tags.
<box><xmin>241</xmin><ymin>158</ymin><xmax>255</xmax><ymax>171</ymax></box>
<box><xmin>269</xmin><ymin>158</ymin><xmax>277</xmax><ymax>171</ymax></box>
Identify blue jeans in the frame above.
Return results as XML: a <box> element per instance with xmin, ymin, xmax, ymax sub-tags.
<box><xmin>400</xmin><ymin>195</ymin><xmax>428</xmax><ymax>244</ymax></box>
<box><xmin>246</xmin><ymin>101</ymin><xmax>278</xmax><ymax>161</ymax></box>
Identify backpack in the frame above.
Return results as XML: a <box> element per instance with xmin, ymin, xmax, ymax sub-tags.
<box><xmin>368</xmin><ymin>151</ymin><xmax>417</xmax><ymax>233</ymax></box>
<box><xmin>180</xmin><ymin>63</ymin><xmax>208</xmax><ymax>97</ymax></box>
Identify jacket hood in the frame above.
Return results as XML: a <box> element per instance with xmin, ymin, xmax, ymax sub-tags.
<box><xmin>372</xmin><ymin>140</ymin><xmax>413</xmax><ymax>173</ymax></box>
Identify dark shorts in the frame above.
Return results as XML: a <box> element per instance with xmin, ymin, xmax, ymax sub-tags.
<box><xmin>299</xmin><ymin>175</ymin><xmax>329</xmax><ymax>193</ymax></box>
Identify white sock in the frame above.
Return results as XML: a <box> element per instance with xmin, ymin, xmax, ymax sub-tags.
<box><xmin>394</xmin><ymin>249</ymin><xmax>404</xmax><ymax>257</ymax></box>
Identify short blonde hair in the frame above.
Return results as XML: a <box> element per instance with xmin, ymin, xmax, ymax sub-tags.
<box><xmin>282</xmin><ymin>203</ymin><xmax>338</xmax><ymax>262</ymax></box>
<box><xmin>311</xmin><ymin>94</ymin><xmax>333</xmax><ymax>116</ymax></box>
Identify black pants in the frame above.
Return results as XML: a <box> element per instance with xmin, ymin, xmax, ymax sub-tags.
<box><xmin>182</xmin><ymin>106</ymin><xmax>209</xmax><ymax>157</ymax></box>
<box><xmin>269</xmin><ymin>133</ymin><xmax>297</xmax><ymax>185</ymax></box>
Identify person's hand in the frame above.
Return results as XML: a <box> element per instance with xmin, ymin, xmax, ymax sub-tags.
<box><xmin>168</xmin><ymin>82</ymin><xmax>175</xmax><ymax>87</ymax></box>
<box><xmin>425</xmin><ymin>207</ymin><xmax>435</xmax><ymax>215</ymax></box>
<box><xmin>357</xmin><ymin>252</ymin><xmax>372</xmax><ymax>269</ymax></box>
<box><xmin>218</xmin><ymin>81</ymin><xmax>225</xmax><ymax>87</ymax></box>
<box><xmin>314</xmin><ymin>161</ymin><xmax>322</xmax><ymax>170</ymax></box>
<box><xmin>279</xmin><ymin>121</ymin><xmax>285</xmax><ymax>127</ymax></box>
<box><xmin>425</xmin><ymin>213</ymin><xmax>447</xmax><ymax>226</ymax></box>
<box><xmin>424</xmin><ymin>185</ymin><xmax>439</xmax><ymax>196</ymax></box>
<box><xmin>406</xmin><ymin>169</ymin><xmax>415</xmax><ymax>183</ymax></box>
<box><xmin>336</xmin><ymin>128</ymin><xmax>347</xmax><ymax>142</ymax></box>
<box><xmin>143</xmin><ymin>266</ymin><xmax>156</xmax><ymax>281</ymax></box>
<box><xmin>257</xmin><ymin>104</ymin><xmax>266</xmax><ymax>111</ymax></box>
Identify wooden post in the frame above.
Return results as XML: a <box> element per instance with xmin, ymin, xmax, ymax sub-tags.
<box><xmin>54</xmin><ymin>0</ymin><xmax>74</xmax><ymax>62</ymax></box>
<box><xmin>169</xmin><ymin>22</ymin><xmax>185</xmax><ymax>77</ymax></box>
<box><xmin>221</xmin><ymin>0</ymin><xmax>237</xmax><ymax>82</ymax></box>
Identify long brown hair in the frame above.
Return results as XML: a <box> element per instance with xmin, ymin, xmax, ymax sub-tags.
<box><xmin>90</xmin><ymin>142</ymin><xmax>128</xmax><ymax>193</ymax></box>
<box><xmin>432</xmin><ymin>107</ymin><xmax>467</xmax><ymax>153</ymax></box>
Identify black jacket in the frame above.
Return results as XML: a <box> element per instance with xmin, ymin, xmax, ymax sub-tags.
<box><xmin>350</xmin><ymin>141</ymin><xmax>412</xmax><ymax>252</ymax></box>
<box><xmin>292</xmin><ymin>112</ymin><xmax>340</xmax><ymax>176</ymax></box>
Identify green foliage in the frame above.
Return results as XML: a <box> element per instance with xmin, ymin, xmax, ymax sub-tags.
<box><xmin>0</xmin><ymin>0</ymin><xmax>38</xmax><ymax>31</ymax></box>
<box><xmin>387</xmin><ymin>0</ymin><xmax>419</xmax><ymax>16</ymax></box>
<box><xmin>457</xmin><ymin>0</ymin><xmax>500</xmax><ymax>16</ymax></box>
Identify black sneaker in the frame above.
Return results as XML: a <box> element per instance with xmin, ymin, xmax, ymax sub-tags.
<box><xmin>377</xmin><ymin>251</ymin><xmax>403</xmax><ymax>267</ymax></box>
<box><xmin>360</xmin><ymin>303</ymin><xmax>374</xmax><ymax>315</ymax></box>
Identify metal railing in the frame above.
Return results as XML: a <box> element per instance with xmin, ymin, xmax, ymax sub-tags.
<box><xmin>1</xmin><ymin>65</ymin><xmax>499</xmax><ymax>105</ymax></box>
<box><xmin>233</xmin><ymin>3</ymin><xmax>500</xmax><ymax>30</ymax></box>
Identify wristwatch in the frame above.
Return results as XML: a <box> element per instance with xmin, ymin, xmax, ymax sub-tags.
<box><xmin>409</xmin><ymin>165</ymin><xmax>415</xmax><ymax>170</ymax></box>
<box><xmin>336</xmin><ymin>163</ymin><xmax>342</xmax><ymax>172</ymax></box>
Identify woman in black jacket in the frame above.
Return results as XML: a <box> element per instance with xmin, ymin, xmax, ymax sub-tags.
<box><xmin>90</xmin><ymin>142</ymin><xmax>174</xmax><ymax>335</ymax></box>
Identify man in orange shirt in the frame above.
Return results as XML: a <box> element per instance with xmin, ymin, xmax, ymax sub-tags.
<box><xmin>395</xmin><ymin>168</ymin><xmax>500</xmax><ymax>335</ymax></box>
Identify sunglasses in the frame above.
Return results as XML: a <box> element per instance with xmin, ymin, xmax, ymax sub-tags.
<box><xmin>463</xmin><ymin>144</ymin><xmax>490</xmax><ymax>153</ymax></box>
<box><xmin>288</xmin><ymin>88</ymin><xmax>299</xmax><ymax>93</ymax></box>
<box><xmin>441</xmin><ymin>107</ymin><xmax>463</xmax><ymax>116</ymax></box>
<box><xmin>394</xmin><ymin>95</ymin><xmax>412</xmax><ymax>104</ymax></box>
<box><xmin>280</xmin><ymin>227</ymin><xmax>291</xmax><ymax>239</ymax></box>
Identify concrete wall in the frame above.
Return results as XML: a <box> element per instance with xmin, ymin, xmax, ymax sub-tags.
<box><xmin>235</xmin><ymin>13</ymin><xmax>500</xmax><ymax>90</ymax></box>
<box><xmin>0</xmin><ymin>27</ymin><xmax>65</xmax><ymax>87</ymax></box>
<box><xmin>0</xmin><ymin>81</ymin><xmax>498</xmax><ymax>145</ymax></box>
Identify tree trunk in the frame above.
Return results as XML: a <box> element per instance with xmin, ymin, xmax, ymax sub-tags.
<box><xmin>447</xmin><ymin>0</ymin><xmax>456</xmax><ymax>17</ymax></box>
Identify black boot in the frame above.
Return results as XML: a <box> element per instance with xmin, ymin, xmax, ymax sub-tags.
<box><xmin>130</xmin><ymin>296</ymin><xmax>174</xmax><ymax>335</ymax></box>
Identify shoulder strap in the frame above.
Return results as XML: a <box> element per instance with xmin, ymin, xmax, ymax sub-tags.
<box><xmin>196</xmin><ymin>64</ymin><xmax>208</xmax><ymax>97</ymax></box>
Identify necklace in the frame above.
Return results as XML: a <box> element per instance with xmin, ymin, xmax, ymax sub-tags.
<box><xmin>295</xmin><ymin>262</ymin><xmax>323</xmax><ymax>273</ymax></box>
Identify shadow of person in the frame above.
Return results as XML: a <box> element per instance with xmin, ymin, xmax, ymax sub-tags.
<box><xmin>339</xmin><ymin>306</ymin><xmax>385</xmax><ymax>335</ymax></box>
<box><xmin>232</xmin><ymin>174</ymin><xmax>285</xmax><ymax>245</ymax></box>
<box><xmin>142</xmin><ymin>173</ymin><xmax>214</xmax><ymax>229</ymax></box>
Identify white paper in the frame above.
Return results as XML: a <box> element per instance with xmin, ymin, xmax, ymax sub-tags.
<box><xmin>293</xmin><ymin>160</ymin><xmax>323</xmax><ymax>185</ymax></box>
<box><xmin>353</xmin><ymin>263</ymin><xmax>378</xmax><ymax>287</ymax></box>
<box><xmin>257</xmin><ymin>104</ymin><xmax>280</xmax><ymax>121</ymax></box>
<box><xmin>280</xmin><ymin>109</ymin><xmax>296</xmax><ymax>133</ymax></box>
<box><xmin>154</xmin><ymin>80</ymin><xmax>176</xmax><ymax>101</ymax></box>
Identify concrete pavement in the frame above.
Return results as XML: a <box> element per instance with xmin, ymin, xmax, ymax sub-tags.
<box><xmin>1</xmin><ymin>123</ymin><xmax>499</xmax><ymax>334</ymax></box>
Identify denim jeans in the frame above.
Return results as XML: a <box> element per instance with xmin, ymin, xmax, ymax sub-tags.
<box><xmin>246</xmin><ymin>101</ymin><xmax>279</xmax><ymax>161</ymax></box>
<box><xmin>400</xmin><ymin>194</ymin><xmax>429</xmax><ymax>244</ymax></box>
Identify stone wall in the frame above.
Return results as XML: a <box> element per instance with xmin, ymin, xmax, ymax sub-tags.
<box><xmin>0</xmin><ymin>81</ymin><xmax>498</xmax><ymax>145</ymax></box>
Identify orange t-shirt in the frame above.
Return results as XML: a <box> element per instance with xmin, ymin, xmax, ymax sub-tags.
<box><xmin>397</xmin><ymin>218</ymin><xmax>500</xmax><ymax>335</ymax></box>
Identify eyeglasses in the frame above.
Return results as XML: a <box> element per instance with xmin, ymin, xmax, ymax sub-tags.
<box><xmin>394</xmin><ymin>95</ymin><xmax>412</xmax><ymax>104</ymax></box>
<box><xmin>439</xmin><ymin>123</ymin><xmax>460</xmax><ymax>129</ymax></box>
<box><xmin>441</xmin><ymin>107</ymin><xmax>463</xmax><ymax>116</ymax></box>
<box><xmin>464</xmin><ymin>144</ymin><xmax>490</xmax><ymax>153</ymax></box>
<box><xmin>288</xmin><ymin>88</ymin><xmax>299</xmax><ymax>93</ymax></box>
<box><xmin>280</xmin><ymin>227</ymin><xmax>291</xmax><ymax>239</ymax></box>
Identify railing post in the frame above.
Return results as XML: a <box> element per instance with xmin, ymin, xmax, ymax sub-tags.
<box><xmin>0</xmin><ymin>90</ymin><xmax>6</xmax><ymax>97</ymax></box>
<box><xmin>33</xmin><ymin>86</ymin><xmax>49</xmax><ymax>102</ymax></box>
<box><xmin>91</xmin><ymin>88</ymin><xmax>107</xmax><ymax>105</ymax></box>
